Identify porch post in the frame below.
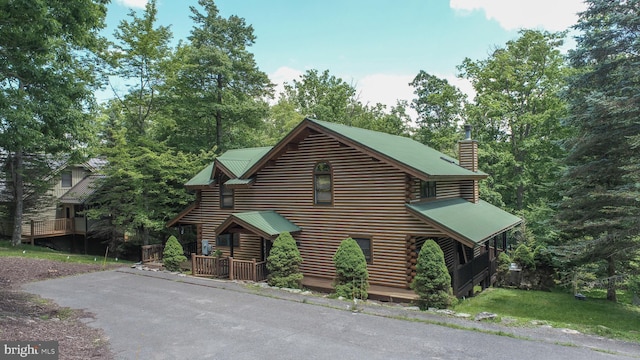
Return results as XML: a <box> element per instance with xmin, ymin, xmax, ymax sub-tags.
<box><xmin>252</xmin><ymin>258</ymin><xmax>257</xmax><ymax>281</ymax></box>
<box><xmin>229</xmin><ymin>257</ymin><xmax>234</xmax><ymax>280</ymax></box>
<box><xmin>502</xmin><ymin>232</ymin><xmax>507</xmax><ymax>253</ymax></box>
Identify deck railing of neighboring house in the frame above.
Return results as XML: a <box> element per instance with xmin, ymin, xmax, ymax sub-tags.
<box><xmin>23</xmin><ymin>219</ymin><xmax>73</xmax><ymax>238</ymax></box>
<box><xmin>191</xmin><ymin>254</ymin><xmax>266</xmax><ymax>282</ymax></box>
<box><xmin>141</xmin><ymin>244</ymin><xmax>164</xmax><ymax>263</ymax></box>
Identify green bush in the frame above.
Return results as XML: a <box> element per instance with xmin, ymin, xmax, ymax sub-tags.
<box><xmin>411</xmin><ymin>239</ymin><xmax>453</xmax><ymax>309</ymax></box>
<box><xmin>513</xmin><ymin>243</ymin><xmax>535</xmax><ymax>270</ymax></box>
<box><xmin>266</xmin><ymin>232</ymin><xmax>303</xmax><ymax>288</ymax></box>
<box><xmin>333</xmin><ymin>238</ymin><xmax>369</xmax><ymax>299</ymax></box>
<box><xmin>628</xmin><ymin>275</ymin><xmax>640</xmax><ymax>306</ymax></box>
<box><xmin>495</xmin><ymin>252</ymin><xmax>512</xmax><ymax>287</ymax></box>
<box><xmin>162</xmin><ymin>235</ymin><xmax>187</xmax><ymax>272</ymax></box>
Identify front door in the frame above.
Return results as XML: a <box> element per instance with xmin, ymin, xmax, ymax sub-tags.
<box><xmin>261</xmin><ymin>238</ymin><xmax>272</xmax><ymax>262</ymax></box>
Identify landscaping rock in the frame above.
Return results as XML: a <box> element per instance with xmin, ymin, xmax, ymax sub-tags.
<box><xmin>475</xmin><ymin>312</ymin><xmax>497</xmax><ymax>321</ymax></box>
<box><xmin>436</xmin><ymin>309</ymin><xmax>455</xmax><ymax>316</ymax></box>
<box><xmin>455</xmin><ymin>312</ymin><xmax>471</xmax><ymax>318</ymax></box>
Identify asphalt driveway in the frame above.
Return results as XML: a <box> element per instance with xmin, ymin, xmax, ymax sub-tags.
<box><xmin>24</xmin><ymin>268</ymin><xmax>639</xmax><ymax>359</ymax></box>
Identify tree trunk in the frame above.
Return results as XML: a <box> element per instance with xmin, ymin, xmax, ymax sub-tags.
<box><xmin>11</xmin><ymin>151</ymin><xmax>24</xmax><ymax>246</ymax></box>
<box><xmin>606</xmin><ymin>256</ymin><xmax>617</xmax><ymax>302</ymax></box>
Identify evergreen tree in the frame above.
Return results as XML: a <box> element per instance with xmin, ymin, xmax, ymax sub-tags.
<box><xmin>411</xmin><ymin>240</ymin><xmax>452</xmax><ymax>309</ymax></box>
<box><xmin>333</xmin><ymin>238</ymin><xmax>369</xmax><ymax>299</ymax></box>
<box><xmin>163</xmin><ymin>235</ymin><xmax>186</xmax><ymax>272</ymax></box>
<box><xmin>556</xmin><ymin>0</ymin><xmax>640</xmax><ymax>301</ymax></box>
<box><xmin>266</xmin><ymin>232</ymin><xmax>303</xmax><ymax>289</ymax></box>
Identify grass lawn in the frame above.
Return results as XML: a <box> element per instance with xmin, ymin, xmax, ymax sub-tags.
<box><xmin>0</xmin><ymin>239</ymin><xmax>129</xmax><ymax>266</ymax></box>
<box><xmin>453</xmin><ymin>287</ymin><xmax>640</xmax><ymax>342</ymax></box>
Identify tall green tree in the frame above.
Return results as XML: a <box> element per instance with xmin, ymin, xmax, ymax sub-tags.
<box><xmin>160</xmin><ymin>0</ymin><xmax>272</xmax><ymax>152</ymax></box>
<box><xmin>109</xmin><ymin>0</ymin><xmax>173</xmax><ymax>137</ymax></box>
<box><xmin>280</xmin><ymin>69</ymin><xmax>358</xmax><ymax>124</ymax></box>
<box><xmin>458</xmin><ymin>30</ymin><xmax>569</xmax><ymax>241</ymax></box>
<box><xmin>410</xmin><ymin>71</ymin><xmax>467</xmax><ymax>155</ymax></box>
<box><xmin>0</xmin><ymin>0</ymin><xmax>108</xmax><ymax>245</ymax></box>
<box><xmin>556</xmin><ymin>0</ymin><xmax>640</xmax><ymax>302</ymax></box>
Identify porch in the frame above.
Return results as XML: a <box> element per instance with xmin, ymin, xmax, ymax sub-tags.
<box><xmin>16</xmin><ymin>218</ymin><xmax>88</xmax><ymax>245</ymax></box>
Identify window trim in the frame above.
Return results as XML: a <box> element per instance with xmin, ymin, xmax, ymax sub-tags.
<box><xmin>351</xmin><ymin>235</ymin><xmax>373</xmax><ymax>264</ymax></box>
<box><xmin>61</xmin><ymin>171</ymin><xmax>72</xmax><ymax>188</ymax></box>
<box><xmin>420</xmin><ymin>180</ymin><xmax>437</xmax><ymax>199</ymax></box>
<box><xmin>219</xmin><ymin>175</ymin><xmax>234</xmax><ymax>209</ymax></box>
<box><xmin>216</xmin><ymin>233</ymin><xmax>240</xmax><ymax>247</ymax></box>
<box><xmin>314</xmin><ymin>161</ymin><xmax>333</xmax><ymax>205</ymax></box>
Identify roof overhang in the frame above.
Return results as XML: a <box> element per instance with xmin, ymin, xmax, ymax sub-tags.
<box><xmin>407</xmin><ymin>198</ymin><xmax>523</xmax><ymax>248</ymax></box>
<box><xmin>215</xmin><ymin>211</ymin><xmax>301</xmax><ymax>240</ymax></box>
<box><xmin>224</xmin><ymin>177</ymin><xmax>255</xmax><ymax>189</ymax></box>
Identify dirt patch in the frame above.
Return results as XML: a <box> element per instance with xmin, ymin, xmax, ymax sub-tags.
<box><xmin>0</xmin><ymin>257</ymin><xmax>118</xmax><ymax>359</ymax></box>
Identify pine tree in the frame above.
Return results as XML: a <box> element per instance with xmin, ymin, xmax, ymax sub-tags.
<box><xmin>266</xmin><ymin>232</ymin><xmax>303</xmax><ymax>289</ymax></box>
<box><xmin>333</xmin><ymin>238</ymin><xmax>369</xmax><ymax>299</ymax></box>
<box><xmin>556</xmin><ymin>0</ymin><xmax>640</xmax><ymax>301</ymax></box>
<box><xmin>411</xmin><ymin>240</ymin><xmax>452</xmax><ymax>309</ymax></box>
<box><xmin>163</xmin><ymin>235</ymin><xmax>186</xmax><ymax>272</ymax></box>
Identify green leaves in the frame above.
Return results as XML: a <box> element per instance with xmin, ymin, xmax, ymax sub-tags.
<box><xmin>266</xmin><ymin>232</ymin><xmax>303</xmax><ymax>289</ymax></box>
<box><xmin>333</xmin><ymin>238</ymin><xmax>369</xmax><ymax>300</ymax></box>
<box><xmin>411</xmin><ymin>239</ymin><xmax>452</xmax><ymax>310</ymax></box>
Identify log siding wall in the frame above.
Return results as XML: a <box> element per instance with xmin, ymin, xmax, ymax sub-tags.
<box><xmin>177</xmin><ymin>132</ymin><xmax>480</xmax><ymax>289</ymax></box>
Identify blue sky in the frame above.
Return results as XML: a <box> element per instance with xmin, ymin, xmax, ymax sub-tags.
<box><xmin>105</xmin><ymin>0</ymin><xmax>586</xmax><ymax>111</ymax></box>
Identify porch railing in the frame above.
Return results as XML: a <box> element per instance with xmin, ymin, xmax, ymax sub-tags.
<box><xmin>453</xmin><ymin>251</ymin><xmax>491</xmax><ymax>297</ymax></box>
<box><xmin>191</xmin><ymin>254</ymin><xmax>266</xmax><ymax>282</ymax></box>
<box><xmin>141</xmin><ymin>244</ymin><xmax>164</xmax><ymax>263</ymax></box>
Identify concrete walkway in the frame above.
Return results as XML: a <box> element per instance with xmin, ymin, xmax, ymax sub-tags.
<box><xmin>24</xmin><ymin>267</ymin><xmax>640</xmax><ymax>359</ymax></box>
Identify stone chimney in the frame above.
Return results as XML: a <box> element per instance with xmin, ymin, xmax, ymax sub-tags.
<box><xmin>458</xmin><ymin>124</ymin><xmax>479</xmax><ymax>203</ymax></box>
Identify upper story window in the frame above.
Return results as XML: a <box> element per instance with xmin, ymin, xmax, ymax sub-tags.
<box><xmin>314</xmin><ymin>162</ymin><xmax>332</xmax><ymax>205</ymax></box>
<box><xmin>420</xmin><ymin>180</ymin><xmax>437</xmax><ymax>199</ymax></box>
<box><xmin>220</xmin><ymin>175</ymin><xmax>234</xmax><ymax>209</ymax></box>
<box><xmin>61</xmin><ymin>171</ymin><xmax>72</xmax><ymax>188</ymax></box>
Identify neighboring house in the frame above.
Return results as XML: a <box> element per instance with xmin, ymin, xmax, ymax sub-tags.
<box><xmin>168</xmin><ymin>118</ymin><xmax>522</xmax><ymax>300</ymax></box>
<box><xmin>1</xmin><ymin>157</ymin><xmax>106</xmax><ymax>246</ymax></box>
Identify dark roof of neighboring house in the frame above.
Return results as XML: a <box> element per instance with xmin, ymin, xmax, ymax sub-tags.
<box><xmin>59</xmin><ymin>174</ymin><xmax>105</xmax><ymax>204</ymax></box>
<box><xmin>185</xmin><ymin>118</ymin><xmax>486</xmax><ymax>187</ymax></box>
<box><xmin>407</xmin><ymin>198</ymin><xmax>523</xmax><ymax>247</ymax></box>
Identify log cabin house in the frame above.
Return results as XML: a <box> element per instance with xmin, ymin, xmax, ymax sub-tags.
<box><xmin>168</xmin><ymin>118</ymin><xmax>522</xmax><ymax>301</ymax></box>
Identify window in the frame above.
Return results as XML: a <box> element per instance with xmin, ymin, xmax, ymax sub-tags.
<box><xmin>353</xmin><ymin>237</ymin><xmax>372</xmax><ymax>263</ymax></box>
<box><xmin>314</xmin><ymin>162</ymin><xmax>332</xmax><ymax>205</ymax></box>
<box><xmin>420</xmin><ymin>180</ymin><xmax>437</xmax><ymax>199</ymax></box>
<box><xmin>61</xmin><ymin>171</ymin><xmax>72</xmax><ymax>188</ymax></box>
<box><xmin>220</xmin><ymin>175</ymin><xmax>234</xmax><ymax>208</ymax></box>
<box><xmin>217</xmin><ymin>233</ymin><xmax>240</xmax><ymax>247</ymax></box>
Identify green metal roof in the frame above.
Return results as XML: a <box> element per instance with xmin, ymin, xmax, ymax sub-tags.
<box><xmin>185</xmin><ymin>147</ymin><xmax>271</xmax><ymax>187</ymax></box>
<box><xmin>217</xmin><ymin>211</ymin><xmax>300</xmax><ymax>238</ymax></box>
<box><xmin>217</xmin><ymin>147</ymin><xmax>272</xmax><ymax>178</ymax></box>
<box><xmin>407</xmin><ymin>198</ymin><xmax>522</xmax><ymax>246</ymax></box>
<box><xmin>224</xmin><ymin>178</ymin><xmax>254</xmax><ymax>186</ymax></box>
<box><xmin>185</xmin><ymin>162</ymin><xmax>215</xmax><ymax>187</ymax></box>
<box><xmin>308</xmin><ymin>119</ymin><xmax>487</xmax><ymax>177</ymax></box>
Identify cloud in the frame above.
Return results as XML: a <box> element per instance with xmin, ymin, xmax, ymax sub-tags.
<box><xmin>450</xmin><ymin>0</ymin><xmax>587</xmax><ymax>31</ymax></box>
<box><xmin>115</xmin><ymin>0</ymin><xmax>147</xmax><ymax>9</ymax></box>
<box><xmin>269</xmin><ymin>66</ymin><xmax>303</xmax><ymax>100</ymax></box>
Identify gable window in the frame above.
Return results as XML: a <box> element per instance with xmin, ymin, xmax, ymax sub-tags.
<box><xmin>220</xmin><ymin>175</ymin><xmax>234</xmax><ymax>208</ymax></box>
<box><xmin>420</xmin><ymin>180</ymin><xmax>437</xmax><ymax>199</ymax></box>
<box><xmin>217</xmin><ymin>233</ymin><xmax>240</xmax><ymax>247</ymax></box>
<box><xmin>314</xmin><ymin>162</ymin><xmax>332</xmax><ymax>205</ymax></box>
<box><xmin>353</xmin><ymin>237</ymin><xmax>372</xmax><ymax>264</ymax></box>
<box><xmin>61</xmin><ymin>171</ymin><xmax>72</xmax><ymax>188</ymax></box>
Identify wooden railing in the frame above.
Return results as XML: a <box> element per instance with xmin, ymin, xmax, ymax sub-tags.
<box><xmin>191</xmin><ymin>254</ymin><xmax>266</xmax><ymax>282</ymax></box>
<box><xmin>141</xmin><ymin>244</ymin><xmax>164</xmax><ymax>263</ymax></box>
<box><xmin>23</xmin><ymin>219</ymin><xmax>73</xmax><ymax>237</ymax></box>
<box><xmin>191</xmin><ymin>254</ymin><xmax>229</xmax><ymax>278</ymax></box>
<box><xmin>453</xmin><ymin>251</ymin><xmax>491</xmax><ymax>297</ymax></box>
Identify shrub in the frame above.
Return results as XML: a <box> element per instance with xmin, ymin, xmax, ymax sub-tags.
<box><xmin>163</xmin><ymin>235</ymin><xmax>187</xmax><ymax>272</ymax></box>
<box><xmin>266</xmin><ymin>232</ymin><xmax>303</xmax><ymax>288</ymax></box>
<box><xmin>495</xmin><ymin>252</ymin><xmax>512</xmax><ymax>287</ymax></box>
<box><xmin>333</xmin><ymin>238</ymin><xmax>369</xmax><ymax>299</ymax></box>
<box><xmin>411</xmin><ymin>239</ymin><xmax>453</xmax><ymax>309</ymax></box>
<box><xmin>628</xmin><ymin>275</ymin><xmax>640</xmax><ymax>306</ymax></box>
<box><xmin>513</xmin><ymin>243</ymin><xmax>535</xmax><ymax>270</ymax></box>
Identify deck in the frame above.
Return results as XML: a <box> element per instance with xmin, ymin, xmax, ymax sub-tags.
<box><xmin>19</xmin><ymin>218</ymin><xmax>86</xmax><ymax>244</ymax></box>
<box><xmin>302</xmin><ymin>276</ymin><xmax>419</xmax><ymax>303</ymax></box>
